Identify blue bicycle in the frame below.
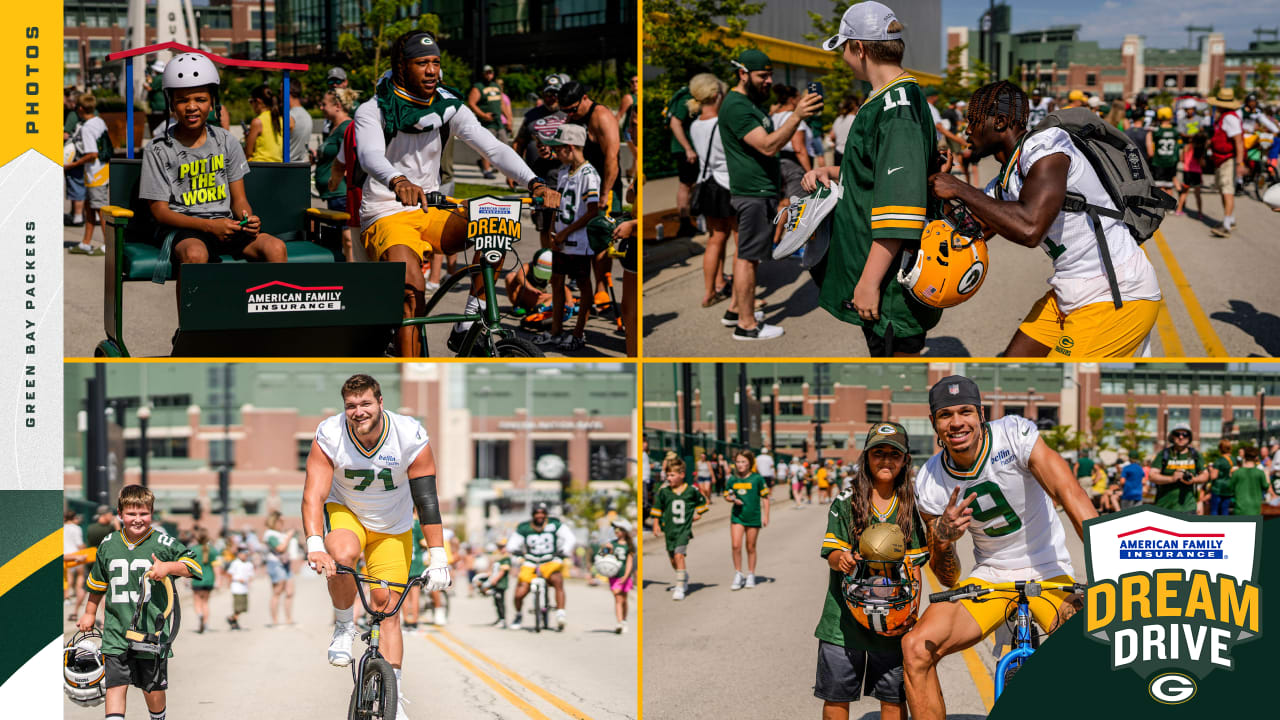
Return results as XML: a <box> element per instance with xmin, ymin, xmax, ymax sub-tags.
<box><xmin>929</xmin><ymin>580</ymin><xmax>1086</xmax><ymax>698</ymax></box>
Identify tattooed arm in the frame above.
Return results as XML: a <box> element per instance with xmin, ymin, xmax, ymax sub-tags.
<box><xmin>923</xmin><ymin>486</ymin><xmax>976</xmax><ymax>588</ymax></box>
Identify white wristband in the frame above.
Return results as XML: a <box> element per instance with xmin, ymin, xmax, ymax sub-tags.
<box><xmin>427</xmin><ymin>547</ymin><xmax>449</xmax><ymax>568</ymax></box>
<box><xmin>306</xmin><ymin>535</ymin><xmax>326</xmax><ymax>554</ymax></box>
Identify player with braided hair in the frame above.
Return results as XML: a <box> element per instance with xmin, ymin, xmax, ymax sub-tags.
<box><xmin>927</xmin><ymin>80</ymin><xmax>1162</xmax><ymax>358</ymax></box>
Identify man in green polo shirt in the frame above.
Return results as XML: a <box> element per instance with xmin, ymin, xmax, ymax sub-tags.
<box><xmin>1229</xmin><ymin>445</ymin><xmax>1269</xmax><ymax>516</ymax></box>
<box><xmin>1149</xmin><ymin>425</ymin><xmax>1208</xmax><ymax>513</ymax></box>
<box><xmin>468</xmin><ymin>64</ymin><xmax>507</xmax><ymax>179</ymax></box>
<box><xmin>801</xmin><ymin>1</ymin><xmax>941</xmax><ymax>356</ymax></box>
<box><xmin>719</xmin><ymin>48</ymin><xmax>822</xmax><ymax>341</ymax></box>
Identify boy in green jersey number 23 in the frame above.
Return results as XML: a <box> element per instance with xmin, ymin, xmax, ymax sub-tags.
<box><xmin>79</xmin><ymin>485</ymin><xmax>202</xmax><ymax>720</ymax></box>
<box><xmin>725</xmin><ymin>448</ymin><xmax>770</xmax><ymax>590</ymax></box>
<box><xmin>650</xmin><ymin>457</ymin><xmax>709</xmax><ymax>601</ymax></box>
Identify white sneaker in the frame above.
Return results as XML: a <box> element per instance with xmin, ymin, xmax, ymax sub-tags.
<box><xmin>327</xmin><ymin>621</ymin><xmax>357</xmax><ymax>666</ymax></box>
<box><xmin>720</xmin><ymin>309</ymin><xmax>765</xmax><ymax>327</ymax></box>
<box><xmin>433</xmin><ymin>607</ymin><xmax>447</xmax><ymax>626</ymax></box>
<box><xmin>397</xmin><ymin>691</ymin><xmax>410</xmax><ymax>720</ymax></box>
<box><xmin>672</xmin><ymin>584</ymin><xmax>686</xmax><ymax>601</ymax></box>
<box><xmin>745</xmin><ymin>574</ymin><xmax>757</xmax><ymax>588</ymax></box>
<box><xmin>732</xmin><ymin>323</ymin><xmax>784</xmax><ymax>341</ymax></box>
<box><xmin>730</xmin><ymin>572</ymin><xmax>745</xmax><ymax>591</ymax></box>
<box><xmin>509</xmin><ymin>613</ymin><xmax>523</xmax><ymax>630</ymax></box>
<box><xmin>556</xmin><ymin>609</ymin><xmax>566</xmax><ymax>630</ymax></box>
<box><xmin>423</xmin><ymin>280</ymin><xmax>441</xmax><ymax>293</ymax></box>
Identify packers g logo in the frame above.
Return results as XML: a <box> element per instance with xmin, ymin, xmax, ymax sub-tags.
<box><xmin>876</xmin><ymin>424</ymin><xmax>897</xmax><ymax>435</ymax></box>
<box><xmin>957</xmin><ymin>261</ymin><xmax>985</xmax><ymax>295</ymax></box>
<box><xmin>1149</xmin><ymin>673</ymin><xmax>1196</xmax><ymax>704</ymax></box>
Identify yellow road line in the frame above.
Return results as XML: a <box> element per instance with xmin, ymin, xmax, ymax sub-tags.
<box><xmin>426</xmin><ymin>634</ymin><xmax>552</xmax><ymax>720</ymax></box>
<box><xmin>1152</xmin><ymin>229</ymin><xmax>1226</xmax><ymax>356</ymax></box>
<box><xmin>0</xmin><ymin>529</ymin><xmax>62</xmax><ymax>600</ymax></box>
<box><xmin>922</xmin><ymin>566</ymin><xmax>995</xmax><ymax>713</ymax></box>
<box><xmin>440</xmin><ymin>629</ymin><xmax>595</xmax><ymax>720</ymax></box>
<box><xmin>1142</xmin><ymin>246</ymin><xmax>1184</xmax><ymax>356</ymax></box>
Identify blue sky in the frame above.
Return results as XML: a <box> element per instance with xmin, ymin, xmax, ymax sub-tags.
<box><xmin>942</xmin><ymin>0</ymin><xmax>1280</xmax><ymax>52</ymax></box>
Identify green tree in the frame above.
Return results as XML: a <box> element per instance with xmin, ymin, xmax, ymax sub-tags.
<box><xmin>1085</xmin><ymin>406</ymin><xmax>1115</xmax><ymax>453</ymax></box>
<box><xmin>1255</xmin><ymin>62</ymin><xmax>1274</xmax><ymax>101</ymax></box>
<box><xmin>803</xmin><ymin>0</ymin><xmax>862</xmax><ymax>129</ymax></box>
<box><xmin>1040</xmin><ymin>424</ymin><xmax>1083</xmax><ymax>454</ymax></box>
<box><xmin>643</xmin><ymin>0</ymin><xmax>764</xmax><ymax>177</ymax></box>
<box><xmin>336</xmin><ymin>5</ymin><xmax>469</xmax><ymax>96</ymax></box>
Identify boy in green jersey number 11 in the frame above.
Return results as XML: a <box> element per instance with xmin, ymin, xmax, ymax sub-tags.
<box><xmin>79</xmin><ymin>485</ymin><xmax>201</xmax><ymax>720</ymax></box>
<box><xmin>650</xmin><ymin>457</ymin><xmax>709</xmax><ymax>601</ymax></box>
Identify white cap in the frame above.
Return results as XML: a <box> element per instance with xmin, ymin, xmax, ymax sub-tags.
<box><xmin>955</xmin><ymin>100</ymin><xmax>967</xmax><ymax>108</ymax></box>
<box><xmin>823</xmin><ymin>1</ymin><xmax>902</xmax><ymax>51</ymax></box>
<box><xmin>1088</xmin><ymin>95</ymin><xmax>1102</xmax><ymax>109</ymax></box>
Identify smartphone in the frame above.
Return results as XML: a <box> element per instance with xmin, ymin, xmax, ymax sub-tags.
<box><xmin>807</xmin><ymin>81</ymin><xmax>825</xmax><ymax>104</ymax></box>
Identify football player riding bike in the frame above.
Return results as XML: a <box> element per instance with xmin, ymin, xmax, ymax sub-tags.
<box><xmin>506</xmin><ymin>502</ymin><xmax>576</xmax><ymax>630</ymax></box>
<box><xmin>301</xmin><ymin>374</ymin><xmax>452</xmax><ymax>720</ymax></box>
<box><xmin>900</xmin><ymin>375</ymin><xmax>1096</xmax><ymax>720</ymax></box>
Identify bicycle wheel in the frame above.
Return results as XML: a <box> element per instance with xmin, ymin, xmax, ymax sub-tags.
<box><xmin>533</xmin><ymin>587</ymin><xmax>543</xmax><ymax>633</ymax></box>
<box><xmin>348</xmin><ymin>658</ymin><xmax>398</xmax><ymax>720</ymax></box>
<box><xmin>1001</xmin><ymin>658</ymin><xmax>1024</xmax><ymax>689</ymax></box>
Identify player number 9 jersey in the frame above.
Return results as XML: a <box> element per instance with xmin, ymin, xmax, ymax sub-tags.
<box><xmin>914</xmin><ymin>415</ymin><xmax>1073</xmax><ymax>582</ymax></box>
<box><xmin>315</xmin><ymin>409</ymin><xmax>431</xmax><ymax>535</ymax></box>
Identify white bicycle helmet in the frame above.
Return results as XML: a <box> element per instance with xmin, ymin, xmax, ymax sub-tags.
<box><xmin>162</xmin><ymin>52</ymin><xmax>221</xmax><ymax>94</ymax></box>
<box><xmin>63</xmin><ymin>629</ymin><xmax>106</xmax><ymax>707</ymax></box>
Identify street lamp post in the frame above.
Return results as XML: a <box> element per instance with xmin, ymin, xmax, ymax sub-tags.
<box><xmin>137</xmin><ymin>406</ymin><xmax>151</xmax><ymax>488</ymax></box>
<box><xmin>1259</xmin><ymin>388</ymin><xmax>1266</xmax><ymax>448</ymax></box>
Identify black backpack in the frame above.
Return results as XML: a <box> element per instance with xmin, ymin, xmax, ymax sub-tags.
<box><xmin>1029</xmin><ymin>108</ymin><xmax>1176</xmax><ymax>308</ymax></box>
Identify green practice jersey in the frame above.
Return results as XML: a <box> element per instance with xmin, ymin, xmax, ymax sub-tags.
<box><xmin>1151</xmin><ymin>126</ymin><xmax>1180</xmax><ymax>168</ymax></box>
<box><xmin>86</xmin><ymin>529</ymin><xmax>200</xmax><ymax>657</ymax></box>
<box><xmin>725</xmin><ymin>472</ymin><xmax>769</xmax><ymax>526</ymax></box>
<box><xmin>492</xmin><ymin>555</ymin><xmax>512</xmax><ymax>591</ymax></box>
<box><xmin>818</xmin><ymin>75</ymin><xmax>941</xmax><ymax>337</ymax></box>
<box><xmin>665</xmin><ymin>86</ymin><xmax>695</xmax><ymax>154</ymax></box>
<box><xmin>1211</xmin><ymin>455</ymin><xmax>1235</xmax><ymax>497</ymax></box>
<box><xmin>650</xmin><ymin>483</ymin><xmax>708</xmax><ymax>537</ymax></box>
<box><xmin>604</xmin><ymin>541</ymin><xmax>632</xmax><ymax>577</ymax></box>
<box><xmin>718</xmin><ymin>90</ymin><xmax>779</xmax><ymax>197</ymax></box>
<box><xmin>1230</xmin><ymin>467</ymin><xmax>1269</xmax><ymax>515</ymax></box>
<box><xmin>815</xmin><ymin>489</ymin><xmax>929</xmax><ymax>652</ymax></box>
<box><xmin>409</xmin><ymin>523</ymin><xmax>426</xmax><ymax>576</ymax></box>
<box><xmin>511</xmin><ymin>518</ymin><xmax>570</xmax><ymax>564</ymax></box>
<box><xmin>1076</xmin><ymin>457</ymin><xmax>1095</xmax><ymax>478</ymax></box>
<box><xmin>1154</xmin><ymin>448</ymin><xmax>1204</xmax><ymax>512</ymax></box>
<box><xmin>471</xmin><ymin>81</ymin><xmax>504</xmax><ymax>128</ymax></box>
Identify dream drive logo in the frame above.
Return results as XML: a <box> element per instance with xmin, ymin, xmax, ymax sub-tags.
<box><xmin>245</xmin><ymin>281</ymin><xmax>344</xmax><ymax>313</ymax></box>
<box><xmin>468</xmin><ymin>196</ymin><xmax>523</xmax><ymax>263</ymax></box>
<box><xmin>1082</xmin><ymin>507</ymin><xmax>1262</xmax><ymax>705</ymax></box>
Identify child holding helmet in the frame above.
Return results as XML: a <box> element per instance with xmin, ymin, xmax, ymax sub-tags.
<box><xmin>814</xmin><ymin>422</ymin><xmax>928</xmax><ymax>720</ymax></box>
<box><xmin>138</xmin><ymin>52</ymin><xmax>287</xmax><ymax>311</ymax></box>
<box><xmin>598</xmin><ymin>519</ymin><xmax>636</xmax><ymax>634</ymax></box>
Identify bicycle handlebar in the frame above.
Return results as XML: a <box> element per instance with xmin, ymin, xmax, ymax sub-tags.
<box><xmin>334</xmin><ymin>563</ymin><xmax>425</xmax><ymax>619</ymax></box>
<box><xmin>423</xmin><ymin>193</ymin><xmax>539</xmax><ymax>211</ymax></box>
<box><xmin>929</xmin><ymin>580</ymin><xmax>1087</xmax><ymax>604</ymax></box>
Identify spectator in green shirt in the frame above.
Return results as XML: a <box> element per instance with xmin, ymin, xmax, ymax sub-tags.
<box><xmin>1208</xmin><ymin>439</ymin><xmax>1236</xmax><ymax>515</ymax></box>
<box><xmin>1230</xmin><ymin>446</ymin><xmax>1270</xmax><ymax>516</ymax></box>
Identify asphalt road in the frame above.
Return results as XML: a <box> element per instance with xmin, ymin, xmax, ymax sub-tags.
<box><xmin>642</xmin><ymin>159</ymin><xmax>1279</xmax><ymax>358</ymax></box>
<box><xmin>62</xmin><ymin>170</ymin><xmax>626</xmax><ymax>359</ymax></box>
<box><xmin>65</xmin><ymin>568</ymin><xmax>637</xmax><ymax>719</ymax></box>
<box><xmin>640</xmin><ymin>489</ymin><xmax>1088</xmax><ymax>719</ymax></box>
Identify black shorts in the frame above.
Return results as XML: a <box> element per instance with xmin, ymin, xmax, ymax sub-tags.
<box><xmin>1152</xmin><ymin>165</ymin><xmax>1177</xmax><ymax>185</ymax></box>
<box><xmin>730</xmin><ymin>195</ymin><xmax>779</xmax><ymax>263</ymax></box>
<box><xmin>814</xmin><ymin>640</ymin><xmax>904</xmax><ymax>704</ymax></box>
<box><xmin>674</xmin><ymin>151</ymin><xmax>701</xmax><ymax>185</ymax></box>
<box><xmin>104</xmin><ymin>653</ymin><xmax>169</xmax><ymax>692</ymax></box>
<box><xmin>1182</xmin><ymin>170</ymin><xmax>1202</xmax><ymax>187</ymax></box>
<box><xmin>552</xmin><ymin>252</ymin><xmax>592</xmax><ymax>278</ymax></box>
<box><xmin>863</xmin><ymin>323</ymin><xmax>926</xmax><ymax>357</ymax></box>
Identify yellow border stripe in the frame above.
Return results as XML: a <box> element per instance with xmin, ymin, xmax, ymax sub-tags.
<box><xmin>871</xmin><ymin>219</ymin><xmax>926</xmax><ymax>230</ymax></box>
<box><xmin>0</xmin><ymin>528</ymin><xmax>62</xmax><ymax>601</ymax></box>
<box><xmin>1151</xmin><ymin>229</ymin><xmax>1225</xmax><ymax>356</ymax></box>
<box><xmin>872</xmin><ymin>205</ymin><xmax>927</xmax><ymax>215</ymax></box>
<box><xmin>440</xmin><ymin>629</ymin><xmax>596</xmax><ymax>720</ymax></box>
<box><xmin>921</xmin><ymin>565</ymin><xmax>995</xmax><ymax>712</ymax></box>
<box><xmin>425</xmin><ymin>634</ymin><xmax>552</xmax><ymax>720</ymax></box>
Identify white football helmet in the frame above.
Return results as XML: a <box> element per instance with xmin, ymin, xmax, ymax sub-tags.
<box><xmin>1263</xmin><ymin>182</ymin><xmax>1280</xmax><ymax>210</ymax></box>
<box><xmin>592</xmin><ymin>552</ymin><xmax>623</xmax><ymax>579</ymax></box>
<box><xmin>64</xmin><ymin>629</ymin><xmax>106</xmax><ymax>707</ymax></box>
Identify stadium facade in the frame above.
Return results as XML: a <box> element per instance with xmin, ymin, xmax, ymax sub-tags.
<box><xmin>644</xmin><ymin>363</ymin><xmax>1280</xmax><ymax>466</ymax></box>
<box><xmin>64</xmin><ymin>363</ymin><xmax>637</xmax><ymax>540</ymax></box>
<box><xmin>948</xmin><ymin>2</ymin><xmax>1280</xmax><ymax>99</ymax></box>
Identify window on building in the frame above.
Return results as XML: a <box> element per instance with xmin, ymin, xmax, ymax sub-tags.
<box><xmin>1144</xmin><ymin>73</ymin><xmax>1158</xmax><ymax>88</ymax></box>
<box><xmin>200</xmin><ymin>8</ymin><xmax>232</xmax><ymax>29</ymax></box>
<box><xmin>475</xmin><ymin>440</ymin><xmax>510</xmax><ymax>480</ymax></box>
<box><xmin>1164</xmin><ymin>74</ymin><xmax>1179</xmax><ymax>88</ymax></box>
<box><xmin>1167</xmin><ymin>407</ymin><xmax>1191</xmax><ymax>433</ymax></box>
<box><xmin>1185</xmin><ymin>74</ymin><xmax>1197</xmax><ymax>88</ymax></box>
<box><xmin>1231</xmin><ymin>381</ymin><xmax>1255</xmax><ymax>397</ymax></box>
<box><xmin>87</xmin><ymin>39</ymin><xmax>112</xmax><ymax>63</ymax></box>
<box><xmin>296</xmin><ymin>438</ymin><xmax>309</xmax><ymax>470</ymax></box>
<box><xmin>778</xmin><ymin>401</ymin><xmax>805</xmax><ymax>417</ymax></box>
<box><xmin>589</xmin><ymin>440</ymin><xmax>629</xmax><ymax>481</ymax></box>
<box><xmin>250</xmin><ymin>10</ymin><xmax>276</xmax><ymax>31</ymax></box>
<box><xmin>1103</xmin><ymin>406</ymin><xmax>1127</xmax><ymax>434</ymax></box>
<box><xmin>1037</xmin><ymin>407</ymin><xmax>1059</xmax><ymax>426</ymax></box>
<box><xmin>532</xmin><ymin>440</ymin><xmax>569</xmax><ymax>480</ymax></box>
<box><xmin>208</xmin><ymin>438</ymin><xmax>235</xmax><ymax>466</ymax></box>
<box><xmin>866</xmin><ymin>402</ymin><xmax>884</xmax><ymax>423</ymax></box>
<box><xmin>1200</xmin><ymin>408</ymin><xmax>1223</xmax><ymax>437</ymax></box>
<box><xmin>813</xmin><ymin>401</ymin><xmax>830</xmax><ymax>422</ymax></box>
<box><xmin>1005</xmin><ymin>405</ymin><xmax>1025</xmax><ymax>418</ymax></box>
<box><xmin>1086</xmin><ymin>73</ymin><xmax>1097</xmax><ymax>86</ymax></box>
<box><xmin>778</xmin><ymin>376</ymin><xmax>806</xmax><ymax>394</ymax></box>
<box><xmin>65</xmin><ymin>39</ymin><xmax>80</xmax><ymax>67</ymax></box>
<box><xmin>1136</xmin><ymin>406</ymin><xmax>1158</xmax><ymax>435</ymax></box>
<box><xmin>125</xmin><ymin>437</ymin><xmax>189</xmax><ymax>459</ymax></box>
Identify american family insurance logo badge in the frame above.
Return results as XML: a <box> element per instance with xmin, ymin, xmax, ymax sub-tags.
<box><xmin>1082</xmin><ymin>507</ymin><xmax>1262</xmax><ymax>705</ymax></box>
<box><xmin>245</xmin><ymin>281</ymin><xmax>344</xmax><ymax>313</ymax></box>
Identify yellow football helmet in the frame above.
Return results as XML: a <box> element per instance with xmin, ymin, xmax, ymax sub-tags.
<box><xmin>842</xmin><ymin>523</ymin><xmax>922</xmax><ymax>635</ymax></box>
<box><xmin>897</xmin><ymin>202</ymin><xmax>989</xmax><ymax>309</ymax></box>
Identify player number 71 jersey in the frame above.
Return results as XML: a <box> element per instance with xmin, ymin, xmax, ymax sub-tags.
<box><xmin>914</xmin><ymin>415</ymin><xmax>1073</xmax><ymax>582</ymax></box>
<box><xmin>315</xmin><ymin>409</ymin><xmax>431</xmax><ymax>535</ymax></box>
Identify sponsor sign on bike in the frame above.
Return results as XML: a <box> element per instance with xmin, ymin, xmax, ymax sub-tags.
<box><xmin>468</xmin><ymin>196</ymin><xmax>523</xmax><ymax>263</ymax></box>
<box><xmin>1082</xmin><ymin>507</ymin><xmax>1263</xmax><ymax>705</ymax></box>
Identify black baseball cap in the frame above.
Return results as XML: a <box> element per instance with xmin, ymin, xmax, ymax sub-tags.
<box><xmin>558</xmin><ymin>81</ymin><xmax>587</xmax><ymax>108</ymax></box>
<box><xmin>929</xmin><ymin>375</ymin><xmax>983</xmax><ymax>415</ymax></box>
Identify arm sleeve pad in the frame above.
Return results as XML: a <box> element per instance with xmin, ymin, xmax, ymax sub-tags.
<box><xmin>409</xmin><ymin>474</ymin><xmax>442</xmax><ymax>526</ymax></box>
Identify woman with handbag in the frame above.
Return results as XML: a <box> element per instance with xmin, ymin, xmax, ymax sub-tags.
<box><xmin>687</xmin><ymin>73</ymin><xmax>739</xmax><ymax>309</ymax></box>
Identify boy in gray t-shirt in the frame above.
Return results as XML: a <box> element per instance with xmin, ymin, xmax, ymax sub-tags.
<box><xmin>139</xmin><ymin>52</ymin><xmax>287</xmax><ymax>287</ymax></box>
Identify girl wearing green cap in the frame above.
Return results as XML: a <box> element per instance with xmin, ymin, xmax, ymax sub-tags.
<box><xmin>814</xmin><ymin>421</ymin><xmax>929</xmax><ymax>720</ymax></box>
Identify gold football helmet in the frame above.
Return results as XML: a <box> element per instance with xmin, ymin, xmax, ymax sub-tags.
<box><xmin>897</xmin><ymin>201</ymin><xmax>989</xmax><ymax>309</ymax></box>
<box><xmin>842</xmin><ymin>523</ymin><xmax>922</xmax><ymax>635</ymax></box>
